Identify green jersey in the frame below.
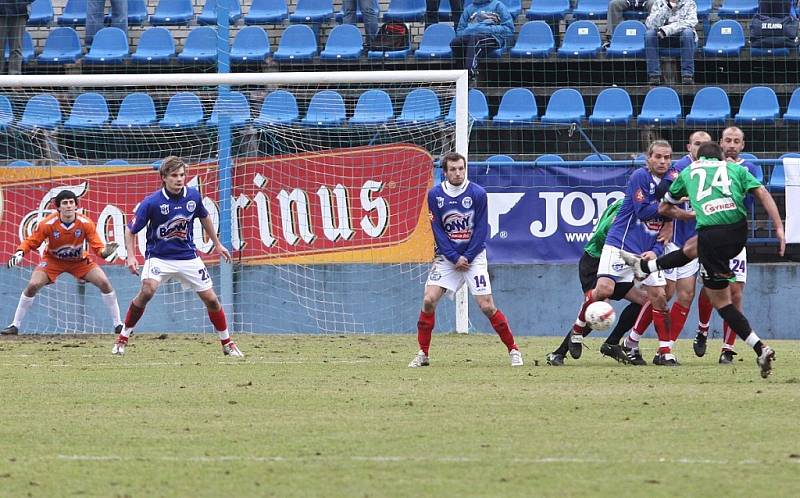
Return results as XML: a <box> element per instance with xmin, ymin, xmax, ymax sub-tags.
<box><xmin>665</xmin><ymin>158</ymin><xmax>762</xmax><ymax>230</ymax></box>
<box><xmin>584</xmin><ymin>199</ymin><xmax>623</xmax><ymax>258</ymax></box>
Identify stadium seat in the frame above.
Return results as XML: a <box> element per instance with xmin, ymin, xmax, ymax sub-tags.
<box><xmin>557</xmin><ymin>20</ymin><xmax>602</xmax><ymax>58</ymax></box>
<box><xmin>57</xmin><ymin>0</ymin><xmax>86</xmax><ymax>25</ymax></box>
<box><xmin>207</xmin><ymin>91</ymin><xmax>252</xmax><ymax>127</ymax></box>
<box><xmin>397</xmin><ymin>88</ymin><xmax>441</xmax><ymax>124</ymax></box>
<box><xmin>605</xmin><ymin>20</ymin><xmax>645</xmax><ymax>58</ymax></box>
<box><xmin>717</xmin><ymin>0</ymin><xmax>758</xmax><ymax>18</ymax></box>
<box><xmin>58</xmin><ymin>160</ymin><xmax>82</xmax><ymax>166</ymax></box>
<box><xmin>320</xmin><ymin>24</ymin><xmax>363</xmax><ymax>61</ymax></box>
<box><xmin>302</xmin><ymin>90</ymin><xmax>346</xmax><ymax>126</ymax></box>
<box><xmin>784</xmin><ymin>88</ymin><xmax>800</xmax><ymax>122</ymax></box>
<box><xmin>768</xmin><ymin>153</ymin><xmax>800</xmax><ymax>191</ymax></box>
<box><xmin>273</xmin><ymin>24</ymin><xmax>318</xmax><ymax>62</ymax></box>
<box><xmin>105</xmin><ymin>159</ymin><xmax>130</xmax><ymax>165</ymax></box>
<box><xmin>289</xmin><ymin>0</ymin><xmax>334</xmax><ymax>23</ymax></box>
<box><xmin>695</xmin><ymin>0</ymin><xmax>712</xmax><ymax>17</ymax></box>
<box><xmin>637</xmin><ymin>86</ymin><xmax>682</xmax><ymax>125</ymax></box>
<box><xmin>526</xmin><ymin>0</ymin><xmax>569</xmax><ymax>20</ymax></box>
<box><xmin>383</xmin><ymin>0</ymin><xmax>426</xmax><ymax>22</ymax></box>
<box><xmin>0</xmin><ymin>95</ymin><xmax>13</xmax><ymax>130</ymax></box>
<box><xmin>685</xmin><ymin>87</ymin><xmax>730</xmax><ymax>125</ymax></box>
<box><xmin>3</xmin><ymin>31</ymin><xmax>35</xmax><ymax>62</ymax></box>
<box><xmin>131</xmin><ymin>27</ymin><xmax>175</xmax><ymax>63</ymax></box>
<box><xmin>487</xmin><ymin>154</ymin><xmax>515</xmax><ymax>163</ymax></box>
<box><xmin>499</xmin><ymin>0</ymin><xmax>522</xmax><ymax>17</ymax></box>
<box><xmin>198</xmin><ymin>0</ymin><xmax>243</xmax><ymax>25</ymax></box>
<box><xmin>9</xmin><ymin>160</ymin><xmax>33</xmax><ymax>166</ymax></box>
<box><xmin>492</xmin><ymin>88</ymin><xmax>538</xmax><ymax>125</ymax></box>
<box><xmin>588</xmin><ymin>88</ymin><xmax>633</xmax><ymax>125</ymax></box>
<box><xmin>112</xmin><ymin>93</ymin><xmax>157</xmax><ymax>127</ymax></box>
<box><xmin>38</xmin><ymin>27</ymin><xmax>83</xmax><ymax>64</ymax></box>
<box><xmin>739</xmin><ymin>153</ymin><xmax>764</xmax><ymax>182</ymax></box>
<box><xmin>510</xmin><ymin>21</ymin><xmax>555</xmax><ymax>58</ymax></box>
<box><xmin>84</xmin><ymin>27</ymin><xmax>129</xmax><ymax>64</ymax></box>
<box><xmin>255</xmin><ymin>90</ymin><xmax>299</xmax><ymax>125</ymax></box>
<box><xmin>415</xmin><ymin>23</ymin><xmax>455</xmax><ymax>59</ymax></box>
<box><xmin>150</xmin><ymin>0</ymin><xmax>195</xmax><ymax>25</ymax></box>
<box><xmin>702</xmin><ymin>20</ymin><xmax>745</xmax><ymax>56</ymax></box>
<box><xmin>231</xmin><ymin>26</ymin><xmax>272</xmax><ymax>62</ymax></box>
<box><xmin>28</xmin><ymin>0</ymin><xmax>54</xmax><ymax>26</ymax></box>
<box><xmin>571</xmin><ymin>0</ymin><xmax>607</xmax><ymax>19</ymax></box>
<box><xmin>735</xmin><ymin>86</ymin><xmax>780</xmax><ymax>124</ymax></box>
<box><xmin>541</xmin><ymin>88</ymin><xmax>585</xmax><ymax>123</ymax></box>
<box><xmin>445</xmin><ymin>88</ymin><xmax>489</xmax><ymax>124</ymax></box>
<box><xmin>583</xmin><ymin>153</ymin><xmax>611</xmax><ymax>161</ymax></box>
<box><xmin>19</xmin><ymin>94</ymin><xmax>62</xmax><ymax>129</ymax></box>
<box><xmin>64</xmin><ymin>92</ymin><xmax>110</xmax><ymax>129</ymax></box>
<box><xmin>177</xmin><ymin>27</ymin><xmax>217</xmax><ymax>63</ymax></box>
<box><xmin>104</xmin><ymin>0</ymin><xmax>148</xmax><ymax>24</ymax></box>
<box><xmin>349</xmin><ymin>90</ymin><xmax>394</xmax><ymax>125</ymax></box>
<box><xmin>534</xmin><ymin>154</ymin><xmax>564</xmax><ymax>163</ymax></box>
<box><xmin>245</xmin><ymin>0</ymin><xmax>289</xmax><ymax>24</ymax></box>
<box><xmin>159</xmin><ymin>92</ymin><xmax>205</xmax><ymax>129</ymax></box>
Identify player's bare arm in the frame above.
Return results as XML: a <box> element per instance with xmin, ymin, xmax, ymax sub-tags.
<box><xmin>751</xmin><ymin>186</ymin><xmax>785</xmax><ymax>256</ymax></box>
<box><xmin>657</xmin><ymin>220</ymin><xmax>673</xmax><ymax>243</ymax></box>
<box><xmin>199</xmin><ymin>216</ymin><xmax>231</xmax><ymax>263</ymax></box>
<box><xmin>124</xmin><ymin>226</ymin><xmax>139</xmax><ymax>275</ymax></box>
<box><xmin>658</xmin><ymin>201</ymin><xmax>695</xmax><ymax>221</ymax></box>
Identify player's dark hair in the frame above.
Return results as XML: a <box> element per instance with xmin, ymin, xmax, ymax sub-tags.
<box><xmin>697</xmin><ymin>142</ymin><xmax>724</xmax><ymax>160</ymax></box>
<box><xmin>160</xmin><ymin>156</ymin><xmax>186</xmax><ymax>180</ymax></box>
<box><xmin>441</xmin><ymin>152</ymin><xmax>466</xmax><ymax>170</ymax></box>
<box><xmin>53</xmin><ymin>189</ymin><xmax>78</xmax><ymax>208</ymax></box>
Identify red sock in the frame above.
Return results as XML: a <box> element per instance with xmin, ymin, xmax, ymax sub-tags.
<box><xmin>490</xmin><ymin>309</ymin><xmax>517</xmax><ymax>352</ymax></box>
<box><xmin>722</xmin><ymin>321</ymin><xmax>737</xmax><ymax>348</ymax></box>
<box><xmin>208</xmin><ymin>308</ymin><xmax>227</xmax><ymax>332</ymax></box>
<box><xmin>573</xmin><ymin>291</ymin><xmax>595</xmax><ymax>334</ymax></box>
<box><xmin>698</xmin><ymin>293</ymin><xmax>713</xmax><ymax>332</ymax></box>
<box><xmin>653</xmin><ymin>309</ymin><xmax>671</xmax><ymax>354</ymax></box>
<box><xmin>633</xmin><ymin>301</ymin><xmax>653</xmax><ymax>335</ymax></box>
<box><xmin>124</xmin><ymin>302</ymin><xmax>145</xmax><ymax>328</ymax></box>
<box><xmin>417</xmin><ymin>311</ymin><xmax>435</xmax><ymax>355</ymax></box>
<box><xmin>669</xmin><ymin>302</ymin><xmax>690</xmax><ymax>342</ymax></box>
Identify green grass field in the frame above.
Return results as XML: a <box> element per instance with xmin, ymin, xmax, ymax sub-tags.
<box><xmin>0</xmin><ymin>333</ymin><xmax>798</xmax><ymax>498</ymax></box>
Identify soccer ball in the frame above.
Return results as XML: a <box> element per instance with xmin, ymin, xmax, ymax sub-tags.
<box><xmin>585</xmin><ymin>301</ymin><xmax>616</xmax><ymax>331</ymax></box>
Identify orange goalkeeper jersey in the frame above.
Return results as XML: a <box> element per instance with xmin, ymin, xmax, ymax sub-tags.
<box><xmin>19</xmin><ymin>213</ymin><xmax>105</xmax><ymax>262</ymax></box>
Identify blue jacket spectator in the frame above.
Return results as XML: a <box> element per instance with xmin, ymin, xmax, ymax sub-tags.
<box><xmin>0</xmin><ymin>0</ymin><xmax>32</xmax><ymax>75</ymax></box>
<box><xmin>450</xmin><ymin>0</ymin><xmax>514</xmax><ymax>79</ymax></box>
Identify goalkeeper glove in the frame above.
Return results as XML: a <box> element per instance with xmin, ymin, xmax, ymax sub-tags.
<box><xmin>100</xmin><ymin>242</ymin><xmax>119</xmax><ymax>263</ymax></box>
<box><xmin>7</xmin><ymin>250</ymin><xmax>24</xmax><ymax>269</ymax></box>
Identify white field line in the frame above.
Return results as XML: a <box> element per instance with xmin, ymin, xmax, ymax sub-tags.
<box><xmin>0</xmin><ymin>358</ymin><xmax>374</xmax><ymax>368</ymax></box>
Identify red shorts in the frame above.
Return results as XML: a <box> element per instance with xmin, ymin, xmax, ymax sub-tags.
<box><xmin>36</xmin><ymin>257</ymin><xmax>98</xmax><ymax>283</ymax></box>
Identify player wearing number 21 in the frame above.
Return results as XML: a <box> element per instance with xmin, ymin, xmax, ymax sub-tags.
<box><xmin>408</xmin><ymin>152</ymin><xmax>523</xmax><ymax>368</ymax></box>
<box><xmin>112</xmin><ymin>156</ymin><xmax>243</xmax><ymax>357</ymax></box>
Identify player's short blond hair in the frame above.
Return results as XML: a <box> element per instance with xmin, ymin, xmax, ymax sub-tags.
<box><xmin>159</xmin><ymin>156</ymin><xmax>186</xmax><ymax>180</ymax></box>
<box><xmin>646</xmin><ymin>139</ymin><xmax>672</xmax><ymax>157</ymax></box>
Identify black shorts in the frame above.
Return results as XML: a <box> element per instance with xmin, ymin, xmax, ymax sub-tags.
<box><xmin>697</xmin><ymin>220</ymin><xmax>748</xmax><ymax>290</ymax></box>
<box><xmin>578</xmin><ymin>251</ymin><xmax>634</xmax><ymax>300</ymax></box>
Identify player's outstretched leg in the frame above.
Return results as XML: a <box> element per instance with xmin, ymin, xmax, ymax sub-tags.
<box><xmin>481</xmin><ymin>301</ymin><xmax>522</xmax><ymax>367</ymax></box>
<box><xmin>717</xmin><ymin>303</ymin><xmax>774</xmax><ymax>378</ymax></box>
<box><xmin>409</xmin><ymin>310</ymin><xmax>434</xmax><ymax>368</ymax></box>
<box><xmin>600</xmin><ymin>302</ymin><xmax>642</xmax><ymax>364</ymax></box>
<box><xmin>694</xmin><ymin>292</ymin><xmax>713</xmax><ymax>357</ymax></box>
<box><xmin>113</xmin><ymin>301</ymin><xmax>145</xmax><ymax>355</ymax></box>
<box><xmin>4</xmin><ymin>293</ymin><xmax>34</xmax><ymax>335</ymax></box>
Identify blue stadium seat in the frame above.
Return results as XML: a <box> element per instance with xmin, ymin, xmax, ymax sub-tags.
<box><xmin>19</xmin><ymin>94</ymin><xmax>62</xmax><ymax>129</ymax></box>
<box><xmin>104</xmin><ymin>0</ymin><xmax>148</xmax><ymax>24</ymax></box>
<box><xmin>739</xmin><ymin>153</ymin><xmax>763</xmax><ymax>182</ymax></box>
<box><xmin>245</xmin><ymin>0</ymin><xmax>288</xmax><ymax>23</ymax></box>
<box><xmin>28</xmin><ymin>0</ymin><xmax>54</xmax><ymax>26</ymax></box>
<box><xmin>84</xmin><ymin>27</ymin><xmax>129</xmax><ymax>64</ymax></box>
<box><xmin>695</xmin><ymin>0</ymin><xmax>712</xmax><ymax>17</ymax></box>
<box><xmin>38</xmin><ymin>27</ymin><xmax>82</xmax><ymax>64</ymax></box>
<box><xmin>58</xmin><ymin>160</ymin><xmax>82</xmax><ymax>166</ymax></box>
<box><xmin>302</xmin><ymin>90</ymin><xmax>346</xmax><ymax>126</ymax></box>
<box><xmin>349</xmin><ymin>90</ymin><xmax>394</xmax><ymax>125</ymax></box>
<box><xmin>112</xmin><ymin>93</ymin><xmax>157</xmax><ymax>127</ymax></box>
<box><xmin>703</xmin><ymin>20</ymin><xmax>745</xmax><ymax>56</ymax></box>
<box><xmin>105</xmin><ymin>159</ymin><xmax>130</xmax><ymax>165</ymax></box>
<box><xmin>526</xmin><ymin>0</ymin><xmax>569</xmax><ymax>20</ymax></box>
<box><xmin>150</xmin><ymin>0</ymin><xmax>195</xmax><ymax>25</ymax></box>
<box><xmin>289</xmin><ymin>0</ymin><xmax>334</xmax><ymax>23</ymax></box>
<box><xmin>783</xmin><ymin>88</ymin><xmax>800</xmax><ymax>123</ymax></box>
<box><xmin>735</xmin><ymin>86</ymin><xmax>780</xmax><ymax>124</ymax></box>
<box><xmin>383</xmin><ymin>0</ymin><xmax>426</xmax><ymax>22</ymax></box>
<box><xmin>368</xmin><ymin>24</ymin><xmax>412</xmax><ymax>59</ymax></box>
<box><xmin>57</xmin><ymin>0</ymin><xmax>86</xmax><ymax>25</ymax></box>
<box><xmin>534</xmin><ymin>154</ymin><xmax>564</xmax><ymax>163</ymax></box>
<box><xmin>9</xmin><ymin>160</ymin><xmax>33</xmax><ymax>166</ymax></box>
<box><xmin>717</xmin><ymin>0</ymin><xmax>758</xmax><ymax>18</ymax></box>
<box><xmin>207</xmin><ymin>92</ymin><xmax>252</xmax><ymax>127</ymax></box>
<box><xmin>685</xmin><ymin>87</ymin><xmax>730</xmax><ymax>125</ymax></box>
<box><xmin>510</xmin><ymin>21</ymin><xmax>555</xmax><ymax>58</ymax></box>
<box><xmin>320</xmin><ymin>24</ymin><xmax>363</xmax><ymax>61</ymax></box>
<box><xmin>177</xmin><ymin>27</ymin><xmax>217</xmax><ymax>63</ymax></box>
<box><xmin>255</xmin><ymin>90</ymin><xmax>299</xmax><ymax>125</ymax></box>
<box><xmin>557</xmin><ymin>20</ymin><xmax>601</xmax><ymax>58</ymax></box>
<box><xmin>3</xmin><ymin>30</ymin><xmax>35</xmax><ymax>62</ymax></box>
<box><xmin>492</xmin><ymin>88</ymin><xmax>538</xmax><ymax>125</ymax></box>
<box><xmin>131</xmin><ymin>27</ymin><xmax>175</xmax><ymax>63</ymax></box>
<box><xmin>231</xmin><ymin>26</ymin><xmax>272</xmax><ymax>62</ymax></box>
<box><xmin>397</xmin><ymin>88</ymin><xmax>441</xmax><ymax>124</ymax></box>
<box><xmin>541</xmin><ymin>88</ymin><xmax>585</xmax><ymax>123</ymax></box>
<box><xmin>589</xmin><ymin>88</ymin><xmax>633</xmax><ymax>125</ymax></box>
<box><xmin>751</xmin><ymin>45</ymin><xmax>791</xmax><ymax>57</ymax></box>
<box><xmin>273</xmin><ymin>24</ymin><xmax>318</xmax><ymax>62</ymax></box>
<box><xmin>159</xmin><ymin>92</ymin><xmax>205</xmax><ymax>129</ymax></box>
<box><xmin>499</xmin><ymin>0</ymin><xmax>522</xmax><ymax>17</ymax></box>
<box><xmin>415</xmin><ymin>23</ymin><xmax>455</xmax><ymax>59</ymax></box>
<box><xmin>0</xmin><ymin>95</ymin><xmax>13</xmax><ymax>130</ymax></box>
<box><xmin>198</xmin><ymin>0</ymin><xmax>243</xmax><ymax>25</ymax></box>
<box><xmin>605</xmin><ymin>20</ymin><xmax>645</xmax><ymax>58</ymax></box>
<box><xmin>768</xmin><ymin>153</ymin><xmax>800</xmax><ymax>192</ymax></box>
<box><xmin>487</xmin><ymin>154</ymin><xmax>514</xmax><ymax>163</ymax></box>
<box><xmin>583</xmin><ymin>153</ymin><xmax>611</xmax><ymax>162</ymax></box>
<box><xmin>64</xmin><ymin>93</ymin><xmax>109</xmax><ymax>129</ymax></box>
<box><xmin>637</xmin><ymin>86</ymin><xmax>682</xmax><ymax>125</ymax></box>
<box><xmin>446</xmin><ymin>88</ymin><xmax>489</xmax><ymax>124</ymax></box>
<box><xmin>571</xmin><ymin>0</ymin><xmax>607</xmax><ymax>19</ymax></box>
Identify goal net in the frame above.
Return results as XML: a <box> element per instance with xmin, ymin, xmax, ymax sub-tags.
<box><xmin>0</xmin><ymin>71</ymin><xmax>470</xmax><ymax>334</ymax></box>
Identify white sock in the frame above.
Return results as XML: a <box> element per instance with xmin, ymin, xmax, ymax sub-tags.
<box><xmin>629</xmin><ymin>330</ymin><xmax>642</xmax><ymax>342</ymax></box>
<box><xmin>101</xmin><ymin>291</ymin><xmax>122</xmax><ymax>327</ymax></box>
<box><xmin>120</xmin><ymin>327</ymin><xmax>133</xmax><ymax>338</ymax></box>
<box><xmin>12</xmin><ymin>293</ymin><xmax>35</xmax><ymax>327</ymax></box>
<box><xmin>218</xmin><ymin>329</ymin><xmax>230</xmax><ymax>342</ymax></box>
<box><xmin>646</xmin><ymin>259</ymin><xmax>659</xmax><ymax>273</ymax></box>
<box><xmin>745</xmin><ymin>331</ymin><xmax>761</xmax><ymax>348</ymax></box>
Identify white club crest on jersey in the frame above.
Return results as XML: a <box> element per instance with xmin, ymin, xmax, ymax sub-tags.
<box><xmin>436</xmin><ymin>196</ymin><xmax>444</xmax><ymax>208</ymax></box>
<box><xmin>462</xmin><ymin>196</ymin><xmax>473</xmax><ymax>209</ymax></box>
<box><xmin>186</xmin><ymin>200</ymin><xmax>196</xmax><ymax>213</ymax></box>
<box><xmin>160</xmin><ymin>204</ymin><xmax>169</xmax><ymax>215</ymax></box>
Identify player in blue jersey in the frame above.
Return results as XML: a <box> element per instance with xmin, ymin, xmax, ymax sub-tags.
<box><xmin>112</xmin><ymin>156</ymin><xmax>243</xmax><ymax>357</ymax></box>
<box><xmin>408</xmin><ymin>152</ymin><xmax>523</xmax><ymax>368</ymax></box>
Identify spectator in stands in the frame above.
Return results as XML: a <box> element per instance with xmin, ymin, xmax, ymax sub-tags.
<box><xmin>427</xmin><ymin>0</ymin><xmax>463</xmax><ymax>30</ymax></box>
<box><xmin>644</xmin><ymin>0</ymin><xmax>698</xmax><ymax>85</ymax></box>
<box><xmin>86</xmin><ymin>0</ymin><xmax>128</xmax><ymax>47</ymax></box>
<box><xmin>343</xmin><ymin>0</ymin><xmax>380</xmax><ymax>47</ymax></box>
<box><xmin>0</xmin><ymin>0</ymin><xmax>31</xmax><ymax>75</ymax></box>
<box><xmin>450</xmin><ymin>0</ymin><xmax>514</xmax><ymax>80</ymax></box>
<box><xmin>607</xmin><ymin>0</ymin><xmax>654</xmax><ymax>46</ymax></box>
